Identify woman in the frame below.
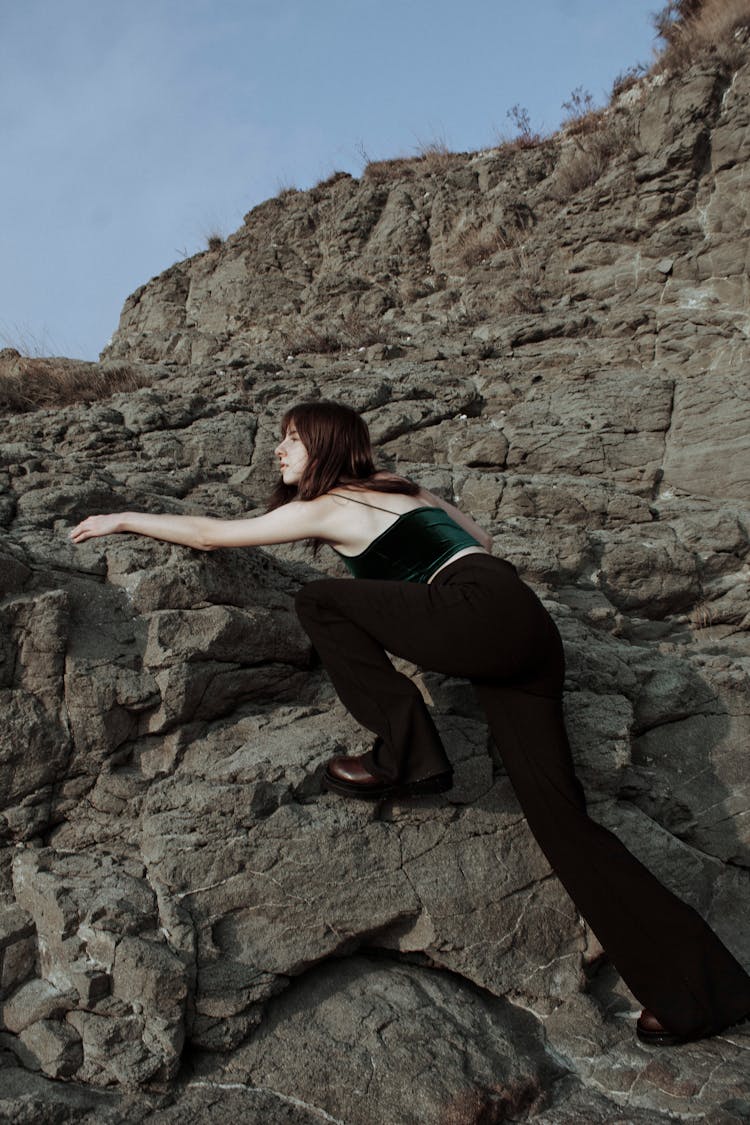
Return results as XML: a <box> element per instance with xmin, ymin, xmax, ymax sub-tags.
<box><xmin>70</xmin><ymin>400</ymin><xmax>750</xmax><ymax>1048</ymax></box>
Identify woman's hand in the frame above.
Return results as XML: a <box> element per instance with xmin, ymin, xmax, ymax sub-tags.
<box><xmin>69</xmin><ymin>513</ymin><xmax>125</xmax><ymax>543</ymax></box>
<box><xmin>68</xmin><ymin>511</ymin><xmax>208</xmax><ymax>549</ymax></box>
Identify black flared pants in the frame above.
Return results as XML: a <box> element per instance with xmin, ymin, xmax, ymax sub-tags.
<box><xmin>294</xmin><ymin>553</ymin><xmax>750</xmax><ymax>1038</ymax></box>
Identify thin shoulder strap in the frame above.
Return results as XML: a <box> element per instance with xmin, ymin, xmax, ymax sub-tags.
<box><xmin>331</xmin><ymin>492</ymin><xmax>400</xmax><ymax>515</ymax></box>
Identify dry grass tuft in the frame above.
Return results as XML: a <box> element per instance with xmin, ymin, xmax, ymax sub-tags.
<box><xmin>363</xmin><ymin>143</ymin><xmax>467</xmax><ymax>183</ymax></box>
<box><xmin>611</xmin><ymin>63</ymin><xmax>649</xmax><ymax>100</ymax></box>
<box><xmin>653</xmin><ymin>0</ymin><xmax>750</xmax><ymax>72</ymax></box>
<box><xmin>283</xmin><ymin>309</ymin><xmax>387</xmax><ymax>356</ymax></box>
<box><xmin>454</xmin><ymin>202</ymin><xmax>535</xmax><ymax>270</ymax></box>
<box><xmin>689</xmin><ymin>600</ymin><xmax>716</xmax><ymax>629</ymax></box>
<box><xmin>501</xmin><ymin>104</ymin><xmax>546</xmax><ymax>150</ymax></box>
<box><xmin>455</xmin><ymin>226</ymin><xmax>516</xmax><ymax>269</ymax></box>
<box><xmin>505</xmin><ymin>245</ymin><xmax>546</xmax><ymax>312</ymax></box>
<box><xmin>363</xmin><ymin>155</ymin><xmax>421</xmax><ymax>183</ymax></box>
<box><xmin>557</xmin><ymin>88</ymin><xmax>636</xmax><ymax>196</ymax></box>
<box><xmin>205</xmin><ymin>232</ymin><xmax>224</xmax><ymax>252</ymax></box>
<box><xmin>283</xmin><ymin>327</ymin><xmax>342</xmax><ymax>355</ymax></box>
<box><xmin>275</xmin><ymin>183</ymin><xmax>300</xmax><ymax>200</ymax></box>
<box><xmin>413</xmin><ymin>137</ymin><xmax>467</xmax><ymax>174</ymax></box>
<box><xmin>550</xmin><ymin>114</ymin><xmax>633</xmax><ymax>200</ymax></box>
<box><xmin>0</xmin><ymin>351</ymin><xmax>153</xmax><ymax>414</ymax></box>
<box><xmin>313</xmin><ymin>170</ymin><xmax>353</xmax><ymax>192</ymax></box>
<box><xmin>561</xmin><ymin>87</ymin><xmax>610</xmax><ymax>137</ymax></box>
<box><xmin>507</xmin><ymin>284</ymin><xmax>545</xmax><ymax>314</ymax></box>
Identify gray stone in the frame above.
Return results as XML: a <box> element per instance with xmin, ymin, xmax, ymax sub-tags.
<box><xmin>0</xmin><ymin>1061</ymin><xmax>132</xmax><ymax>1123</ymax></box>
<box><xmin>65</xmin><ymin>1007</ymin><xmax>158</xmax><ymax>1088</ymax></box>
<box><xmin>112</xmin><ymin>935</ymin><xmax>187</xmax><ymax>1021</ymax></box>
<box><xmin>2</xmin><ymin>978</ymin><xmax>77</xmax><ymax>1033</ymax></box>
<box><xmin>662</xmin><ymin>368</ymin><xmax>750</xmax><ymax>501</ymax></box>
<box><xmin>191</xmin><ymin>958</ymin><xmax>287</xmax><ymax>1051</ymax></box>
<box><xmin>10</xmin><ymin>848</ymin><xmax>186</xmax><ymax>1086</ymax></box>
<box><xmin>0</xmin><ymin>934</ymin><xmax>37</xmax><ymax>997</ymax></box>
<box><xmin>0</xmin><ymin>902</ymin><xmax>36</xmax><ymax>998</ymax></box>
<box><xmin>201</xmin><ymin>955</ymin><xmax>562</xmax><ymax>1125</ymax></box>
<box><xmin>18</xmin><ymin>1017</ymin><xmax>83</xmax><ymax>1079</ymax></box>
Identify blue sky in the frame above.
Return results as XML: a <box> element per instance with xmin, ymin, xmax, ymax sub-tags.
<box><xmin>0</xmin><ymin>0</ymin><xmax>662</xmax><ymax>361</ymax></box>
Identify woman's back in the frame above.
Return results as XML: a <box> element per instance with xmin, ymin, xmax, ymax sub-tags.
<box><xmin>326</xmin><ymin>477</ymin><xmax>491</xmax><ymax>560</ymax></box>
<box><xmin>326</xmin><ymin>484</ymin><xmax>489</xmax><ymax>584</ymax></box>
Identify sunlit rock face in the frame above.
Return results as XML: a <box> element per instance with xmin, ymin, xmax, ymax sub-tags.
<box><xmin>1</xmin><ymin>53</ymin><xmax>749</xmax><ymax>1123</ymax></box>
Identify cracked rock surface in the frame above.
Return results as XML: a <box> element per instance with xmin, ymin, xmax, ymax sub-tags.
<box><xmin>1</xmin><ymin>53</ymin><xmax>750</xmax><ymax>1124</ymax></box>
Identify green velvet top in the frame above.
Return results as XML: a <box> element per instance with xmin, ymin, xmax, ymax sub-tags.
<box><xmin>333</xmin><ymin>504</ymin><xmax>482</xmax><ymax>583</ymax></box>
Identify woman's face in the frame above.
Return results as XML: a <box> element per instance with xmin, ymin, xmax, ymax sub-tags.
<box><xmin>274</xmin><ymin>423</ymin><xmax>310</xmax><ymax>485</ymax></box>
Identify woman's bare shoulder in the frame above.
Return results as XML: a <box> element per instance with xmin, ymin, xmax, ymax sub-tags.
<box><xmin>414</xmin><ymin>484</ymin><xmax>449</xmax><ymax>507</ymax></box>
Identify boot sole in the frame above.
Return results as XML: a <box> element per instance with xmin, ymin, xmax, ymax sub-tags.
<box><xmin>322</xmin><ymin>770</ymin><xmax>453</xmax><ymax>800</ymax></box>
<box><xmin>636</xmin><ymin>1008</ymin><xmax>750</xmax><ymax>1047</ymax></box>
<box><xmin>636</xmin><ymin>1026</ymin><xmax>694</xmax><ymax>1047</ymax></box>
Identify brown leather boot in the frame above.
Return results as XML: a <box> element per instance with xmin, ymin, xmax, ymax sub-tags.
<box><xmin>323</xmin><ymin>753</ymin><xmax>453</xmax><ymax>799</ymax></box>
<box><xmin>636</xmin><ymin>1009</ymin><xmax>698</xmax><ymax>1047</ymax></box>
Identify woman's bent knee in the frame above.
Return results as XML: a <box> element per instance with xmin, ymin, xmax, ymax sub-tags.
<box><xmin>294</xmin><ymin>583</ymin><xmax>318</xmax><ymax>619</ymax></box>
<box><xmin>294</xmin><ymin>579</ymin><xmax>342</xmax><ymax>621</ymax></box>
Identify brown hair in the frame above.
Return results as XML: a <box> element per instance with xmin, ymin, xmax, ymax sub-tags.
<box><xmin>266</xmin><ymin>400</ymin><xmax>419</xmax><ymax>516</ymax></box>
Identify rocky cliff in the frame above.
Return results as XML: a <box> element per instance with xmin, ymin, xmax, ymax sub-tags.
<box><xmin>1</xmin><ymin>45</ymin><xmax>749</xmax><ymax>1125</ymax></box>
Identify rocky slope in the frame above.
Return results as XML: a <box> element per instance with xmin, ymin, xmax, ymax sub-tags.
<box><xmin>1</xmin><ymin>49</ymin><xmax>749</xmax><ymax>1124</ymax></box>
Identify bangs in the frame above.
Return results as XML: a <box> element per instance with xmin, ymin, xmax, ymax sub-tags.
<box><xmin>280</xmin><ymin>408</ymin><xmax>298</xmax><ymax>438</ymax></box>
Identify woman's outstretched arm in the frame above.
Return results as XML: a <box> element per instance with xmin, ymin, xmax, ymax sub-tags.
<box><xmin>69</xmin><ymin>497</ymin><xmax>338</xmax><ymax>551</ymax></box>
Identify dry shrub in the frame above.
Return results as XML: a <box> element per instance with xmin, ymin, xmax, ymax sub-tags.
<box><xmin>275</xmin><ymin>183</ymin><xmax>299</xmax><ymax>199</ymax></box>
<box><xmin>334</xmin><ymin>308</ymin><xmax>387</xmax><ymax>348</ymax></box>
<box><xmin>363</xmin><ymin>144</ymin><xmax>466</xmax><ymax>183</ymax></box>
<box><xmin>283</xmin><ymin>326</ymin><xmax>343</xmax><ymax>355</ymax></box>
<box><xmin>0</xmin><ymin>352</ymin><xmax>152</xmax><ymax>414</ymax></box>
<box><xmin>551</xmin><ymin>115</ymin><xmax>633</xmax><ymax>200</ymax></box>
<box><xmin>313</xmin><ymin>170</ymin><xmax>352</xmax><ymax>191</ymax></box>
<box><xmin>689</xmin><ymin>600</ymin><xmax>716</xmax><ymax>629</ymax></box>
<box><xmin>561</xmin><ymin>87</ymin><xmax>610</xmax><ymax>137</ymax></box>
<box><xmin>455</xmin><ymin>226</ymin><xmax>516</xmax><ymax>269</ymax></box>
<box><xmin>653</xmin><ymin>0</ymin><xmax>750</xmax><ymax>72</ymax></box>
<box><xmin>565</xmin><ymin>108</ymin><xmax>609</xmax><ymax>137</ymax></box>
<box><xmin>422</xmin><ymin>149</ymin><xmax>465</xmax><ymax>174</ymax></box>
<box><xmin>309</xmin><ymin>171</ymin><xmax>353</xmax><ymax>203</ymax></box>
<box><xmin>454</xmin><ymin>202</ymin><xmax>535</xmax><ymax>270</ymax></box>
<box><xmin>363</xmin><ymin>156</ymin><xmax>421</xmax><ymax>183</ymax></box>
<box><xmin>399</xmin><ymin>278</ymin><xmax>434</xmax><ymax>302</ymax></box>
<box><xmin>611</xmin><ymin>63</ymin><xmax>649</xmax><ymax>100</ymax></box>
<box><xmin>414</xmin><ymin>138</ymin><xmax>468</xmax><ymax>175</ymax></box>
<box><xmin>507</xmin><ymin>284</ymin><xmax>545</xmax><ymax>314</ymax></box>
<box><xmin>415</xmin><ymin>137</ymin><xmax>449</xmax><ymax>158</ymax></box>
<box><xmin>498</xmin><ymin>104</ymin><xmax>545</xmax><ymax>151</ymax></box>
<box><xmin>457</xmin><ymin>301</ymin><xmax>492</xmax><ymax>327</ymax></box>
<box><xmin>283</xmin><ymin>309</ymin><xmax>386</xmax><ymax>355</ymax></box>
<box><xmin>205</xmin><ymin>232</ymin><xmax>224</xmax><ymax>252</ymax></box>
<box><xmin>494</xmin><ymin>245</ymin><xmax>547</xmax><ymax>313</ymax></box>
